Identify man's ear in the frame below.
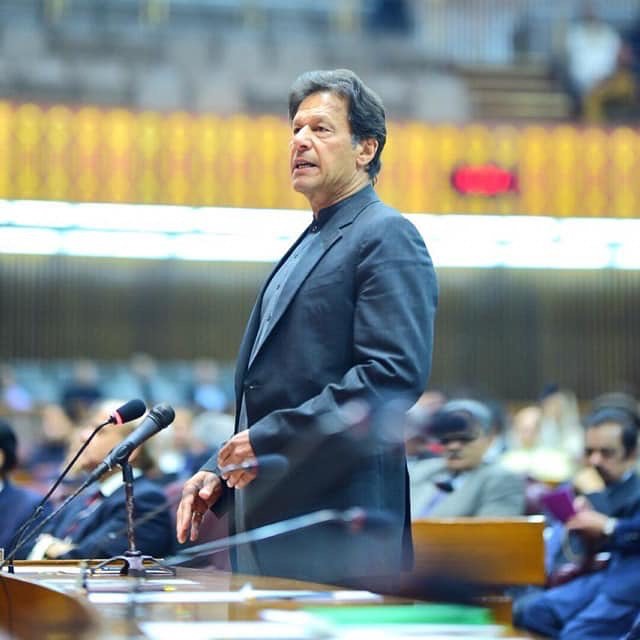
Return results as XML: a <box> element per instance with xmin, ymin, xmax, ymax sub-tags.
<box><xmin>0</xmin><ymin>449</ymin><xmax>5</xmax><ymax>473</ymax></box>
<box><xmin>356</xmin><ymin>138</ymin><xmax>378</xmax><ymax>169</ymax></box>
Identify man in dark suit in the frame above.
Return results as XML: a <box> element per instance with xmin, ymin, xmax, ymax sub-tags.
<box><xmin>543</xmin><ymin>406</ymin><xmax>640</xmax><ymax>578</ymax></box>
<box><xmin>28</xmin><ymin>403</ymin><xmax>174</xmax><ymax>560</ymax></box>
<box><xmin>0</xmin><ymin>420</ymin><xmax>51</xmax><ymax>559</ymax></box>
<box><xmin>514</xmin><ymin>406</ymin><xmax>640</xmax><ymax>639</ymax></box>
<box><xmin>176</xmin><ymin>69</ymin><xmax>438</xmax><ymax>587</ymax></box>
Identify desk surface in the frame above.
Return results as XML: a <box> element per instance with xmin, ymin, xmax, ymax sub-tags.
<box><xmin>1</xmin><ymin>562</ymin><xmax>545</xmax><ymax>639</ymax></box>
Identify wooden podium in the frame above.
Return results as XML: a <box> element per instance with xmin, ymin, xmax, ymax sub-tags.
<box><xmin>1</xmin><ymin>560</ymin><xmax>545</xmax><ymax>639</ymax></box>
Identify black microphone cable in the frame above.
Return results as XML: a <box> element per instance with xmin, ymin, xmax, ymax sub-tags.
<box><xmin>1</xmin><ymin>399</ymin><xmax>147</xmax><ymax>570</ymax></box>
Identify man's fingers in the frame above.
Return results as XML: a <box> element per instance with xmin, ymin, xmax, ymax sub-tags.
<box><xmin>175</xmin><ymin>471</ymin><xmax>220</xmax><ymax>544</ymax></box>
<box><xmin>225</xmin><ymin>469</ymin><xmax>257</xmax><ymax>489</ymax></box>
<box><xmin>189</xmin><ymin>509</ymin><xmax>205</xmax><ymax>542</ymax></box>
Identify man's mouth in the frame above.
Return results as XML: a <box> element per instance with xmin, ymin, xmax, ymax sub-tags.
<box><xmin>293</xmin><ymin>160</ymin><xmax>316</xmax><ymax>171</ymax></box>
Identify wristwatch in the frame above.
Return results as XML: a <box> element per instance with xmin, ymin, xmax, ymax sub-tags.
<box><xmin>603</xmin><ymin>517</ymin><xmax>618</xmax><ymax>537</ymax></box>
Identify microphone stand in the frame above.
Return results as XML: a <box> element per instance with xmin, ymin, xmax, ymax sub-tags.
<box><xmin>166</xmin><ymin>507</ymin><xmax>374</xmax><ymax>567</ymax></box>
<box><xmin>90</xmin><ymin>461</ymin><xmax>175</xmax><ymax>578</ymax></box>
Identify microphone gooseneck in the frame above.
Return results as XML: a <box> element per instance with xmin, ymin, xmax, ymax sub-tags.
<box><xmin>2</xmin><ymin>398</ymin><xmax>147</xmax><ymax>568</ymax></box>
<box><xmin>1</xmin><ymin>402</ymin><xmax>173</xmax><ymax>569</ymax></box>
<box><xmin>83</xmin><ymin>403</ymin><xmax>175</xmax><ymax>486</ymax></box>
<box><xmin>167</xmin><ymin>507</ymin><xmax>397</xmax><ymax>567</ymax></box>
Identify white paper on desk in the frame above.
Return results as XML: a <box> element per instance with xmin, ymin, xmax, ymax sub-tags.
<box><xmin>339</xmin><ymin>626</ymin><xmax>521</xmax><ymax>639</ymax></box>
<box><xmin>140</xmin><ymin>621</ymin><xmax>533</xmax><ymax>640</ymax></box>
<box><xmin>140</xmin><ymin>621</ymin><xmax>320</xmax><ymax>640</ymax></box>
<box><xmin>89</xmin><ymin>589</ymin><xmax>381</xmax><ymax>605</ymax></box>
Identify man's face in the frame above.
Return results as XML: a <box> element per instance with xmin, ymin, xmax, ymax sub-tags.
<box><xmin>76</xmin><ymin>424</ymin><xmax>128</xmax><ymax>472</ymax></box>
<box><xmin>584</xmin><ymin>422</ymin><xmax>634</xmax><ymax>485</ymax></box>
<box><xmin>439</xmin><ymin>428</ymin><xmax>490</xmax><ymax>472</ymax></box>
<box><xmin>289</xmin><ymin>91</ymin><xmax>373</xmax><ymax>211</ymax></box>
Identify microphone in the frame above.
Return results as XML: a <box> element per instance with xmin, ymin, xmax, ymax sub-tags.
<box><xmin>84</xmin><ymin>403</ymin><xmax>175</xmax><ymax>485</ymax></box>
<box><xmin>168</xmin><ymin>507</ymin><xmax>397</xmax><ymax>567</ymax></box>
<box><xmin>217</xmin><ymin>454</ymin><xmax>289</xmax><ymax>478</ymax></box>
<box><xmin>1</xmin><ymin>403</ymin><xmax>174</xmax><ymax>569</ymax></box>
<box><xmin>109</xmin><ymin>398</ymin><xmax>147</xmax><ymax>426</ymax></box>
<box><xmin>2</xmin><ymin>398</ymin><xmax>146</xmax><ymax>568</ymax></box>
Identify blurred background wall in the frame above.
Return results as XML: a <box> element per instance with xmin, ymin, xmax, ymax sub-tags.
<box><xmin>1</xmin><ymin>0</ymin><xmax>640</xmax><ymax>412</ymax></box>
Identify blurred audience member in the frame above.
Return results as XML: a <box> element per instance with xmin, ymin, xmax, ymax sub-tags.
<box><xmin>28</xmin><ymin>399</ymin><xmax>174</xmax><ymax>560</ymax></box>
<box><xmin>151</xmin><ymin>406</ymin><xmax>196</xmax><ymax>483</ymax></box>
<box><xmin>539</xmin><ymin>384</ymin><xmax>583</xmax><ymax>463</ymax></box>
<box><xmin>405</xmin><ymin>389</ymin><xmax>448</xmax><ymax>461</ymax></box>
<box><xmin>187</xmin><ymin>359</ymin><xmax>228</xmax><ymax>413</ymax></box>
<box><xmin>367</xmin><ymin>0</ymin><xmax>412</xmax><ymax>35</ymax></box>
<box><xmin>562</xmin><ymin>2</ymin><xmax>622</xmax><ymax>119</ymax></box>
<box><xmin>60</xmin><ymin>359</ymin><xmax>103</xmax><ymax>425</ymax></box>
<box><xmin>482</xmin><ymin>397</ymin><xmax>509</xmax><ymax>464</ymax></box>
<box><xmin>543</xmin><ymin>406</ymin><xmax>640</xmax><ymax>582</ymax></box>
<box><xmin>129</xmin><ymin>352</ymin><xmax>163</xmax><ymax>407</ymax></box>
<box><xmin>501</xmin><ymin>405</ymin><xmax>574</xmax><ymax>484</ymax></box>
<box><xmin>515</xmin><ymin>487</ymin><xmax>640</xmax><ymax>639</ymax></box>
<box><xmin>24</xmin><ymin>403</ymin><xmax>74</xmax><ymax>486</ymax></box>
<box><xmin>0</xmin><ymin>363</ymin><xmax>33</xmax><ymax>413</ymax></box>
<box><xmin>0</xmin><ymin>419</ymin><xmax>50</xmax><ymax>559</ymax></box>
<box><xmin>409</xmin><ymin>398</ymin><xmax>526</xmax><ymax>518</ymax></box>
<box><xmin>189</xmin><ymin>409</ymin><xmax>234</xmax><ymax>472</ymax></box>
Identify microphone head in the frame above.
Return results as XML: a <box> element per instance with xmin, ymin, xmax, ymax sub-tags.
<box><xmin>255</xmin><ymin>454</ymin><xmax>289</xmax><ymax>479</ymax></box>
<box><xmin>340</xmin><ymin>507</ymin><xmax>397</xmax><ymax>533</ymax></box>
<box><xmin>148</xmin><ymin>403</ymin><xmax>176</xmax><ymax>429</ymax></box>
<box><xmin>110</xmin><ymin>398</ymin><xmax>146</xmax><ymax>425</ymax></box>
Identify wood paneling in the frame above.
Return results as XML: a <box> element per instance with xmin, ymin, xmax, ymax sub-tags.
<box><xmin>1</xmin><ymin>256</ymin><xmax>638</xmax><ymax>401</ymax></box>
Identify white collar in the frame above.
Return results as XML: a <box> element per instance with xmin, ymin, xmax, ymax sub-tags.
<box><xmin>99</xmin><ymin>467</ymin><xmax>143</xmax><ymax>497</ymax></box>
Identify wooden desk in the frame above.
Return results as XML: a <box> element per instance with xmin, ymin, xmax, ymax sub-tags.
<box><xmin>1</xmin><ymin>561</ymin><xmax>547</xmax><ymax>639</ymax></box>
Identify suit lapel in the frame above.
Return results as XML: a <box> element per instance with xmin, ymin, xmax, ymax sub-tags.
<box><xmin>234</xmin><ymin>187</ymin><xmax>379</xmax><ymax>402</ymax></box>
<box><xmin>247</xmin><ymin>231</ymin><xmax>341</xmax><ymax>369</ymax></box>
<box><xmin>435</xmin><ymin>465</ymin><xmax>486</xmax><ymax>516</ymax></box>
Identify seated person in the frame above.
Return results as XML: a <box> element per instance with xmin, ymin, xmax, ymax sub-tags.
<box><xmin>28</xmin><ymin>400</ymin><xmax>174</xmax><ymax>560</ymax></box>
<box><xmin>24</xmin><ymin>403</ymin><xmax>74</xmax><ymax>486</ymax></box>
<box><xmin>501</xmin><ymin>405</ymin><xmax>575</xmax><ymax>484</ymax></box>
<box><xmin>514</xmin><ymin>506</ymin><xmax>640</xmax><ymax>640</ymax></box>
<box><xmin>545</xmin><ymin>406</ymin><xmax>640</xmax><ymax>579</ymax></box>
<box><xmin>0</xmin><ymin>419</ymin><xmax>51</xmax><ymax>559</ymax></box>
<box><xmin>409</xmin><ymin>398</ymin><xmax>526</xmax><ymax>518</ymax></box>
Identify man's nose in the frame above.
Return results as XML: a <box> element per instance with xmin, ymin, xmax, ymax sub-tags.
<box><xmin>292</xmin><ymin>127</ymin><xmax>311</xmax><ymax>147</ymax></box>
<box><xmin>588</xmin><ymin>451</ymin><xmax>602</xmax><ymax>466</ymax></box>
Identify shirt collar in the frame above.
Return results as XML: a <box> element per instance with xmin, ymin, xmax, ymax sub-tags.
<box><xmin>99</xmin><ymin>467</ymin><xmax>142</xmax><ymax>497</ymax></box>
<box><xmin>311</xmin><ymin>184</ymin><xmax>375</xmax><ymax>232</ymax></box>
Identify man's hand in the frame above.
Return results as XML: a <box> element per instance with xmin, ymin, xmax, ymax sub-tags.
<box><xmin>217</xmin><ymin>430</ymin><xmax>257</xmax><ymax>489</ymax></box>
<box><xmin>573</xmin><ymin>466</ymin><xmax>605</xmax><ymax>494</ymax></box>
<box><xmin>176</xmin><ymin>470</ymin><xmax>223</xmax><ymax>544</ymax></box>
<box><xmin>566</xmin><ymin>509</ymin><xmax>609</xmax><ymax>538</ymax></box>
<box><xmin>44</xmin><ymin>537</ymin><xmax>75</xmax><ymax>559</ymax></box>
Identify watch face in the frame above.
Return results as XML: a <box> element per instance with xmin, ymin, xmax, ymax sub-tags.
<box><xmin>604</xmin><ymin>518</ymin><xmax>617</xmax><ymax>536</ymax></box>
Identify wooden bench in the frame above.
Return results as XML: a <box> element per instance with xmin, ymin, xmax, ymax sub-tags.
<box><xmin>402</xmin><ymin>516</ymin><xmax>547</xmax><ymax>625</ymax></box>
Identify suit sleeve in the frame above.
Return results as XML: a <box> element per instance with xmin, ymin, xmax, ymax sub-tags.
<box><xmin>607</xmin><ymin>516</ymin><xmax>640</xmax><ymax>553</ymax></box>
<box><xmin>248</xmin><ymin>214</ymin><xmax>438</xmax><ymax>458</ymax></box>
<box><xmin>476</xmin><ymin>470</ymin><xmax>527</xmax><ymax>517</ymax></box>
<box><xmin>61</xmin><ymin>485</ymin><xmax>175</xmax><ymax>560</ymax></box>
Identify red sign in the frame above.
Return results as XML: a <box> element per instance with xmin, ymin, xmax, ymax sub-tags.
<box><xmin>451</xmin><ymin>164</ymin><xmax>518</xmax><ymax>196</ymax></box>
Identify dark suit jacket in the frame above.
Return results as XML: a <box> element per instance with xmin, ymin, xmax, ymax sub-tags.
<box><xmin>208</xmin><ymin>185</ymin><xmax>438</xmax><ymax>586</ymax></box>
<box><xmin>587</xmin><ymin>472</ymin><xmax>640</xmax><ymax>519</ymax></box>
<box><xmin>0</xmin><ymin>480</ymin><xmax>50</xmax><ymax>559</ymax></box>
<box><xmin>43</xmin><ymin>477</ymin><xmax>174</xmax><ymax>560</ymax></box>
